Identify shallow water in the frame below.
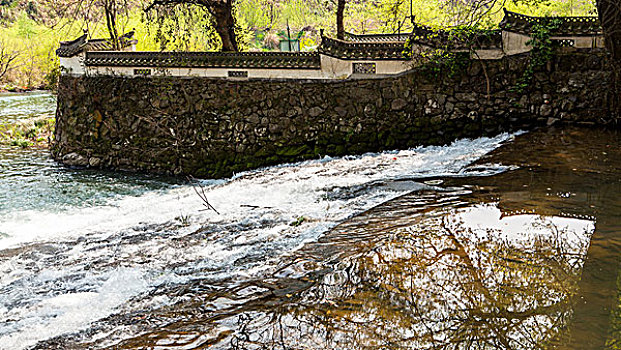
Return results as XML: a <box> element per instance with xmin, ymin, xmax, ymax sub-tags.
<box><xmin>0</xmin><ymin>93</ymin><xmax>619</xmax><ymax>349</ymax></box>
<box><xmin>0</xmin><ymin>92</ymin><xmax>55</xmax><ymax>124</ymax></box>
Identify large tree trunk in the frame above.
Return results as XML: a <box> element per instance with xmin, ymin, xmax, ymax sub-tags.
<box><xmin>597</xmin><ymin>0</ymin><xmax>621</xmax><ymax>120</ymax></box>
<box><xmin>597</xmin><ymin>0</ymin><xmax>621</xmax><ymax>60</ymax></box>
<box><xmin>336</xmin><ymin>0</ymin><xmax>345</xmax><ymax>40</ymax></box>
<box><xmin>212</xmin><ymin>0</ymin><xmax>238</xmax><ymax>52</ymax></box>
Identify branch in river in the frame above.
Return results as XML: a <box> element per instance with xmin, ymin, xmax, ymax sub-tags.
<box><xmin>187</xmin><ymin>175</ymin><xmax>220</xmax><ymax>215</ymax></box>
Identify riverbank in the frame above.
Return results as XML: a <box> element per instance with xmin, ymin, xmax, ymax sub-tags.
<box><xmin>0</xmin><ymin>92</ymin><xmax>56</xmax><ymax>148</ymax></box>
<box><xmin>0</xmin><ymin>85</ymin><xmax>52</xmax><ymax>93</ymax></box>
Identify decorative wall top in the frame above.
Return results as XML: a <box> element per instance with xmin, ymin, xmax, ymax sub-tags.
<box><xmin>343</xmin><ymin>31</ymin><xmax>411</xmax><ymax>43</ymax></box>
<box><xmin>409</xmin><ymin>28</ymin><xmax>503</xmax><ymax>51</ymax></box>
<box><xmin>329</xmin><ymin>21</ymin><xmax>502</xmax><ymax>59</ymax></box>
<box><xmin>85</xmin><ymin>51</ymin><xmax>322</xmax><ymax>69</ymax></box>
<box><xmin>56</xmin><ymin>34</ymin><xmax>88</xmax><ymax>58</ymax></box>
<box><xmin>500</xmin><ymin>9</ymin><xmax>602</xmax><ymax>36</ymax></box>
<box><xmin>318</xmin><ymin>36</ymin><xmax>407</xmax><ymax>60</ymax></box>
<box><xmin>56</xmin><ymin>32</ymin><xmax>137</xmax><ymax>58</ymax></box>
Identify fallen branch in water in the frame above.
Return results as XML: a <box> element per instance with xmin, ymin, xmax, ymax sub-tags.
<box><xmin>187</xmin><ymin>176</ymin><xmax>220</xmax><ymax>215</ymax></box>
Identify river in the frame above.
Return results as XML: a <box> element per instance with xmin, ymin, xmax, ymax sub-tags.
<box><xmin>0</xmin><ymin>92</ymin><xmax>619</xmax><ymax>349</ymax></box>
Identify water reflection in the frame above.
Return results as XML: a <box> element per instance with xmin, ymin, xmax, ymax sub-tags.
<box><xmin>215</xmin><ymin>203</ymin><xmax>593</xmax><ymax>350</ymax></box>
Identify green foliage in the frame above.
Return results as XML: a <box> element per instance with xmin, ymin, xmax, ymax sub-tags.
<box><xmin>145</xmin><ymin>6</ymin><xmax>219</xmax><ymax>51</ymax></box>
<box><xmin>404</xmin><ymin>25</ymin><xmax>496</xmax><ymax>79</ymax></box>
<box><xmin>512</xmin><ymin>18</ymin><xmax>562</xmax><ymax>92</ymax></box>
<box><xmin>44</xmin><ymin>64</ymin><xmax>60</xmax><ymax>90</ymax></box>
<box><xmin>15</xmin><ymin>11</ymin><xmax>36</xmax><ymax>38</ymax></box>
<box><xmin>237</xmin><ymin>0</ymin><xmax>275</xmax><ymax>29</ymax></box>
<box><xmin>232</xmin><ymin>4</ymin><xmax>254</xmax><ymax>51</ymax></box>
<box><xmin>0</xmin><ymin>10</ymin><xmax>64</xmax><ymax>89</ymax></box>
<box><xmin>414</xmin><ymin>49</ymin><xmax>469</xmax><ymax>79</ymax></box>
<box><xmin>10</xmin><ymin>138</ymin><xmax>32</xmax><ymax>147</ymax></box>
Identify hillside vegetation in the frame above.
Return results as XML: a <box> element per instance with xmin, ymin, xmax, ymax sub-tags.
<box><xmin>0</xmin><ymin>0</ymin><xmax>596</xmax><ymax>90</ymax></box>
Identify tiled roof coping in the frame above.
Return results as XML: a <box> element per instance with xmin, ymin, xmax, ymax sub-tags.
<box><xmin>85</xmin><ymin>51</ymin><xmax>322</xmax><ymax>69</ymax></box>
<box><xmin>500</xmin><ymin>9</ymin><xmax>602</xmax><ymax>36</ymax></box>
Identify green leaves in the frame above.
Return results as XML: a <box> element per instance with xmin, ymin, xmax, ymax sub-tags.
<box><xmin>513</xmin><ymin>18</ymin><xmax>561</xmax><ymax>92</ymax></box>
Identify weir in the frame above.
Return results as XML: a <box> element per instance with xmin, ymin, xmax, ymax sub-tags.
<box><xmin>52</xmin><ymin>11</ymin><xmax>615</xmax><ymax>177</ymax></box>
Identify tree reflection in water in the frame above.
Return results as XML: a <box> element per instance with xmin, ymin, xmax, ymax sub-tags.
<box><xmin>226</xmin><ymin>204</ymin><xmax>594</xmax><ymax>350</ymax></box>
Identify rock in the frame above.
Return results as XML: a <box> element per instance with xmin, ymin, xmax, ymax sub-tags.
<box><xmin>364</xmin><ymin>104</ymin><xmax>376</xmax><ymax>117</ymax></box>
<box><xmin>568</xmin><ymin>79</ymin><xmax>585</xmax><ymax>89</ymax></box>
<box><xmin>547</xmin><ymin>117</ymin><xmax>559</xmax><ymax>126</ymax></box>
<box><xmin>446</xmin><ymin>102</ymin><xmax>455</xmax><ymax>113</ymax></box>
<box><xmin>540</xmin><ymin>104</ymin><xmax>553</xmax><ymax>117</ymax></box>
<box><xmin>308</xmin><ymin>107</ymin><xmax>323</xmax><ymax>117</ymax></box>
<box><xmin>391</xmin><ymin>99</ymin><xmax>407</xmax><ymax>111</ymax></box>
<box><xmin>335</xmin><ymin>107</ymin><xmax>348</xmax><ymax>117</ymax></box>
<box><xmin>248</xmin><ymin>114</ymin><xmax>260</xmax><ymax>124</ymax></box>
<box><xmin>269</xmin><ymin>123</ymin><xmax>282</xmax><ymax>133</ymax></box>
<box><xmin>437</xmin><ymin>95</ymin><xmax>446</xmax><ymax>107</ymax></box>
<box><xmin>62</xmin><ymin>153</ymin><xmax>88</xmax><ymax>167</ymax></box>
<box><xmin>88</xmin><ymin>157</ymin><xmax>102</xmax><ymax>167</ymax></box>
<box><xmin>455</xmin><ymin>93</ymin><xmax>477</xmax><ymax>102</ymax></box>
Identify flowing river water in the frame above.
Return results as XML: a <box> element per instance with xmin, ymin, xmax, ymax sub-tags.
<box><xmin>0</xmin><ymin>92</ymin><xmax>620</xmax><ymax>349</ymax></box>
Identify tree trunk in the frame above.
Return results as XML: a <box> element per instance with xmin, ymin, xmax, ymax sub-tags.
<box><xmin>597</xmin><ymin>0</ymin><xmax>621</xmax><ymax>60</ymax></box>
<box><xmin>336</xmin><ymin>0</ymin><xmax>345</xmax><ymax>40</ymax></box>
<box><xmin>597</xmin><ymin>0</ymin><xmax>621</xmax><ymax>120</ymax></box>
<box><xmin>104</xmin><ymin>4</ymin><xmax>119</xmax><ymax>50</ymax></box>
<box><xmin>212</xmin><ymin>0</ymin><xmax>238</xmax><ymax>52</ymax></box>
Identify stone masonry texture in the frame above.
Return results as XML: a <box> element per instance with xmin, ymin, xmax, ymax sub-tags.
<box><xmin>52</xmin><ymin>52</ymin><xmax>615</xmax><ymax>178</ymax></box>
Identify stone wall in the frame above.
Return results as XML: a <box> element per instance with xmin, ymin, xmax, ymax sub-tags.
<box><xmin>53</xmin><ymin>51</ymin><xmax>615</xmax><ymax>178</ymax></box>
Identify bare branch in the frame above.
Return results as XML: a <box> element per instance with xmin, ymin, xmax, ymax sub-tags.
<box><xmin>0</xmin><ymin>39</ymin><xmax>20</xmax><ymax>82</ymax></box>
<box><xmin>187</xmin><ymin>176</ymin><xmax>220</xmax><ymax>215</ymax></box>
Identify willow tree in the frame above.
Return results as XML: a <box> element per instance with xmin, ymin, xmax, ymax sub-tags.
<box><xmin>146</xmin><ymin>0</ymin><xmax>238</xmax><ymax>51</ymax></box>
